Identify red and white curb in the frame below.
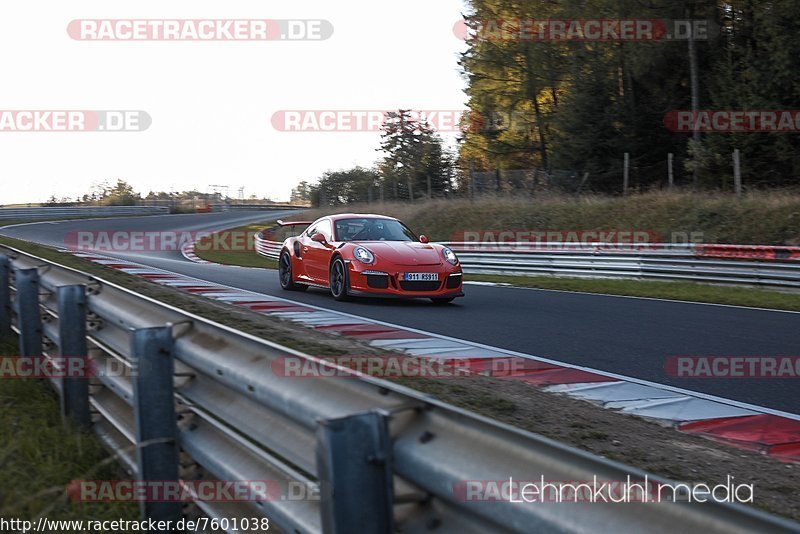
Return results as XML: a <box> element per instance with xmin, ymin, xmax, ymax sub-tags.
<box><xmin>181</xmin><ymin>240</ymin><xmax>268</xmax><ymax>270</ymax></box>
<box><xmin>180</xmin><ymin>241</ymin><xmax>211</xmax><ymax>264</ymax></box>
<box><xmin>72</xmin><ymin>250</ymin><xmax>800</xmax><ymax>464</ymax></box>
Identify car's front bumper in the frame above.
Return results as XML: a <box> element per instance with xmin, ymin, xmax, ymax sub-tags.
<box><xmin>347</xmin><ymin>288</ymin><xmax>465</xmax><ymax>300</ymax></box>
<box><xmin>346</xmin><ymin>261</ymin><xmax>464</xmax><ymax>299</ymax></box>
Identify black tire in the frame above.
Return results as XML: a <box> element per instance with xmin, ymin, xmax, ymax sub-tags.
<box><xmin>431</xmin><ymin>297</ymin><xmax>455</xmax><ymax>305</ymax></box>
<box><xmin>279</xmin><ymin>250</ymin><xmax>307</xmax><ymax>291</ymax></box>
<box><xmin>329</xmin><ymin>258</ymin><xmax>350</xmax><ymax>301</ymax></box>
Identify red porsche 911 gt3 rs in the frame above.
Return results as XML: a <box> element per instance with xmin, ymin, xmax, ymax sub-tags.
<box><xmin>277</xmin><ymin>214</ymin><xmax>464</xmax><ymax>303</ymax></box>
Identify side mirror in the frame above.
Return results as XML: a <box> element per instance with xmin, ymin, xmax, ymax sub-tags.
<box><xmin>419</xmin><ymin>235</ymin><xmax>429</xmax><ymax>244</ymax></box>
<box><xmin>311</xmin><ymin>232</ymin><xmax>327</xmax><ymax>244</ymax></box>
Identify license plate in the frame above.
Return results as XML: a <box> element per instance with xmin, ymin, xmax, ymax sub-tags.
<box><xmin>403</xmin><ymin>272</ymin><xmax>439</xmax><ymax>281</ymax></box>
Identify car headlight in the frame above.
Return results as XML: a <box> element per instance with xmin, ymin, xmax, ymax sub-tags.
<box><xmin>353</xmin><ymin>246</ymin><xmax>374</xmax><ymax>264</ymax></box>
<box><xmin>442</xmin><ymin>247</ymin><xmax>458</xmax><ymax>265</ymax></box>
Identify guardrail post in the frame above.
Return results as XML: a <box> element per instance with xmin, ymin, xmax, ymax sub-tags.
<box><xmin>57</xmin><ymin>285</ymin><xmax>90</xmax><ymax>429</ymax></box>
<box><xmin>131</xmin><ymin>326</ymin><xmax>181</xmax><ymax>524</ymax></box>
<box><xmin>316</xmin><ymin>411</ymin><xmax>394</xmax><ymax>534</ymax></box>
<box><xmin>15</xmin><ymin>268</ymin><xmax>42</xmax><ymax>358</ymax></box>
<box><xmin>0</xmin><ymin>255</ymin><xmax>10</xmax><ymax>338</ymax></box>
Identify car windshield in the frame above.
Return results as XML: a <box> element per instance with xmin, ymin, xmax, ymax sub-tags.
<box><xmin>334</xmin><ymin>218</ymin><xmax>416</xmax><ymax>242</ymax></box>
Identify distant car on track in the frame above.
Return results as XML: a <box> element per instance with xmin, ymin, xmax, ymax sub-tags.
<box><xmin>277</xmin><ymin>214</ymin><xmax>463</xmax><ymax>304</ymax></box>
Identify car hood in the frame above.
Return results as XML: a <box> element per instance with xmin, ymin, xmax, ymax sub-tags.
<box><xmin>352</xmin><ymin>241</ymin><xmax>442</xmax><ymax>266</ymax></box>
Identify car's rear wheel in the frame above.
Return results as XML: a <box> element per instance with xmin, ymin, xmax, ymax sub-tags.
<box><xmin>431</xmin><ymin>297</ymin><xmax>455</xmax><ymax>305</ymax></box>
<box><xmin>279</xmin><ymin>250</ymin><xmax>306</xmax><ymax>291</ymax></box>
<box><xmin>329</xmin><ymin>258</ymin><xmax>350</xmax><ymax>301</ymax></box>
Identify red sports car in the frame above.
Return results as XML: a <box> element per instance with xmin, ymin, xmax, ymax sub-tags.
<box><xmin>277</xmin><ymin>214</ymin><xmax>464</xmax><ymax>303</ymax></box>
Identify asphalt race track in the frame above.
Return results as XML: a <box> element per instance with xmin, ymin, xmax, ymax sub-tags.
<box><xmin>2</xmin><ymin>210</ymin><xmax>798</xmax><ymax>414</ymax></box>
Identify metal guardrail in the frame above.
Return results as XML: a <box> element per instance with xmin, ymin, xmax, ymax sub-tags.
<box><xmin>444</xmin><ymin>242</ymin><xmax>800</xmax><ymax>289</ymax></box>
<box><xmin>0</xmin><ymin>206</ymin><xmax>170</xmax><ymax>220</ymax></box>
<box><xmin>254</xmin><ymin>231</ymin><xmax>283</xmax><ymax>260</ymax></box>
<box><xmin>254</xmin><ymin>232</ymin><xmax>800</xmax><ymax>289</ymax></box>
<box><xmin>210</xmin><ymin>204</ymin><xmax>307</xmax><ymax>211</ymax></box>
<box><xmin>0</xmin><ymin>245</ymin><xmax>798</xmax><ymax>533</ymax></box>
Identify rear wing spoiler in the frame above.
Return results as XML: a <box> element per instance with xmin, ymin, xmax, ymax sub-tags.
<box><xmin>276</xmin><ymin>220</ymin><xmax>313</xmax><ymax>227</ymax></box>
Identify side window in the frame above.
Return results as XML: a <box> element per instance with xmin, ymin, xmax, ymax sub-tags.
<box><xmin>306</xmin><ymin>220</ymin><xmax>320</xmax><ymax>237</ymax></box>
<box><xmin>334</xmin><ymin>220</ymin><xmax>347</xmax><ymax>241</ymax></box>
<box><xmin>318</xmin><ymin>219</ymin><xmax>333</xmax><ymax>240</ymax></box>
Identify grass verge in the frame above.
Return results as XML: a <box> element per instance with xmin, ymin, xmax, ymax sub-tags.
<box><xmin>285</xmin><ymin>190</ymin><xmax>800</xmax><ymax>246</ymax></box>
<box><xmin>468</xmin><ymin>274</ymin><xmax>800</xmax><ymax>311</ymax></box>
<box><xmin>192</xmin><ymin>221</ymin><xmax>278</xmax><ymax>269</ymax></box>
<box><xmin>0</xmin><ymin>335</ymin><xmax>138</xmax><ymax>523</ymax></box>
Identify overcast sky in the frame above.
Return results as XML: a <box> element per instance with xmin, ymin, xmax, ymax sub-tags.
<box><xmin>0</xmin><ymin>1</ymin><xmax>469</xmax><ymax>204</ymax></box>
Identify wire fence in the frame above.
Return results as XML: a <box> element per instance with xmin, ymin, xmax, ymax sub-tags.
<box><xmin>469</xmin><ymin>168</ymin><xmax>589</xmax><ymax>195</ymax></box>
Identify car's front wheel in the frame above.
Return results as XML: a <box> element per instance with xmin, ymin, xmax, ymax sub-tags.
<box><xmin>329</xmin><ymin>258</ymin><xmax>350</xmax><ymax>301</ymax></box>
<box><xmin>279</xmin><ymin>250</ymin><xmax>307</xmax><ymax>291</ymax></box>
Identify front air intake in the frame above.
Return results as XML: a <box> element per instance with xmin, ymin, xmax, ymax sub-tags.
<box><xmin>399</xmin><ymin>281</ymin><xmax>441</xmax><ymax>292</ymax></box>
<box><xmin>446</xmin><ymin>273</ymin><xmax>462</xmax><ymax>289</ymax></box>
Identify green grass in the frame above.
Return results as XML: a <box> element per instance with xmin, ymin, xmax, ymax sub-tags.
<box><xmin>192</xmin><ymin>221</ymin><xmax>278</xmax><ymax>269</ymax></box>
<box><xmin>468</xmin><ymin>274</ymin><xmax>800</xmax><ymax>311</ymax></box>
<box><xmin>0</xmin><ymin>219</ymin><xmax>38</xmax><ymax>227</ymax></box>
<box><xmin>293</xmin><ymin>190</ymin><xmax>800</xmax><ymax>246</ymax></box>
<box><xmin>0</xmin><ymin>218</ymin><xmax>80</xmax><ymax>228</ymax></box>
<box><xmin>0</xmin><ymin>335</ymin><xmax>138</xmax><ymax>523</ymax></box>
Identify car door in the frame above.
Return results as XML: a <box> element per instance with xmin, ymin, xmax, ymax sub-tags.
<box><xmin>303</xmin><ymin>218</ymin><xmax>334</xmax><ymax>283</ymax></box>
<box><xmin>291</xmin><ymin>222</ymin><xmax>316</xmax><ymax>283</ymax></box>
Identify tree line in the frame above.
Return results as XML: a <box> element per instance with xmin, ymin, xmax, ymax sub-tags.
<box><xmin>295</xmin><ymin>2</ymin><xmax>800</xmax><ymax>202</ymax></box>
<box><xmin>459</xmin><ymin>0</ymin><xmax>800</xmax><ymax>191</ymax></box>
<box><xmin>44</xmin><ymin>179</ymin><xmax>273</xmax><ymax>208</ymax></box>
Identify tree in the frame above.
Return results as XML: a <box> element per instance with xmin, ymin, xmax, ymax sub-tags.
<box><xmin>310</xmin><ymin>167</ymin><xmax>379</xmax><ymax>207</ymax></box>
<box><xmin>377</xmin><ymin>110</ymin><xmax>454</xmax><ymax>200</ymax></box>
<box><xmin>290</xmin><ymin>181</ymin><xmax>312</xmax><ymax>203</ymax></box>
<box><xmin>691</xmin><ymin>0</ymin><xmax>800</xmax><ymax>188</ymax></box>
<box><xmin>100</xmin><ymin>179</ymin><xmax>140</xmax><ymax>206</ymax></box>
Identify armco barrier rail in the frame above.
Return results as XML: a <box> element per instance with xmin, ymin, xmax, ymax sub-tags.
<box><xmin>1</xmin><ymin>245</ymin><xmax>798</xmax><ymax>533</ymax></box>
<box><xmin>254</xmin><ymin>231</ymin><xmax>800</xmax><ymax>289</ymax></box>
<box><xmin>254</xmin><ymin>231</ymin><xmax>284</xmax><ymax>259</ymax></box>
<box><xmin>0</xmin><ymin>205</ymin><xmax>170</xmax><ymax>220</ymax></box>
<box><xmin>210</xmin><ymin>203</ymin><xmax>307</xmax><ymax>212</ymax></box>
